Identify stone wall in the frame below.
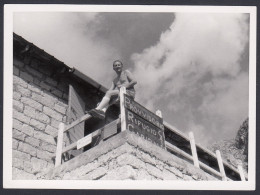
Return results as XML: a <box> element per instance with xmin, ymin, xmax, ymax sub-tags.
<box><xmin>12</xmin><ymin>56</ymin><xmax>70</xmax><ymax>179</ymax></box>
<box><xmin>12</xmin><ymin>53</ymin><xmax>103</xmax><ymax>179</ymax></box>
<box><xmin>47</xmin><ymin>131</ymin><xmax>218</xmax><ymax>180</ymax></box>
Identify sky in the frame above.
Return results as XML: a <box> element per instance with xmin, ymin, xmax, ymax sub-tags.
<box><xmin>13</xmin><ymin>11</ymin><xmax>249</xmax><ymax>146</ymax></box>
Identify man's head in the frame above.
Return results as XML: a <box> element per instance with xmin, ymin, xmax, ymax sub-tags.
<box><xmin>113</xmin><ymin>60</ymin><xmax>123</xmax><ymax>73</ymax></box>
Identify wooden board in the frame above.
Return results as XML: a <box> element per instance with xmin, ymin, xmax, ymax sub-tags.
<box><xmin>103</xmin><ymin>120</ymin><xmax>118</xmax><ymax>139</ymax></box>
<box><xmin>77</xmin><ymin>134</ymin><xmax>92</xmax><ymax>150</ymax></box>
<box><xmin>67</xmin><ymin>85</ymin><xmax>85</xmax><ymax>143</ymax></box>
<box><xmin>67</xmin><ymin>85</ymin><xmax>85</xmax><ymax>157</ymax></box>
<box><xmin>124</xmin><ymin>94</ymin><xmax>164</xmax><ymax>130</ymax></box>
<box><xmin>125</xmin><ymin>110</ymin><xmax>165</xmax><ymax>148</ymax></box>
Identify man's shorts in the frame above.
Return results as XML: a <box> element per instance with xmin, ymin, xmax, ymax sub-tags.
<box><xmin>109</xmin><ymin>89</ymin><xmax>135</xmax><ymax>105</ymax></box>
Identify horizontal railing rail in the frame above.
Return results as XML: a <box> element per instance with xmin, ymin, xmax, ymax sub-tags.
<box><xmin>166</xmin><ymin>141</ymin><xmax>227</xmax><ymax>180</ymax></box>
<box><xmin>53</xmin><ymin>116</ymin><xmax>119</xmax><ymax>166</ymax></box>
<box><xmin>164</xmin><ymin>122</ymin><xmax>247</xmax><ymax>181</ymax></box>
<box><xmin>52</xmin><ymin>128</ymin><xmax>103</xmax><ymax>159</ymax></box>
<box><xmin>54</xmin><ymin>113</ymin><xmax>92</xmax><ymax>139</ymax></box>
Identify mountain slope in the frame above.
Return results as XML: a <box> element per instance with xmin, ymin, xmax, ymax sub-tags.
<box><xmin>208</xmin><ymin>118</ymin><xmax>248</xmax><ymax>172</ymax></box>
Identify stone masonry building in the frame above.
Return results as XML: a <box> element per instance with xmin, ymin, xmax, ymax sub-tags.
<box><xmin>12</xmin><ymin>33</ymin><xmax>244</xmax><ymax>181</ymax></box>
<box><xmin>13</xmin><ymin>33</ymin><xmax>108</xmax><ymax>179</ymax></box>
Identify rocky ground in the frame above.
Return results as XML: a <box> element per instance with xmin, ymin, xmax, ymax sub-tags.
<box><xmin>208</xmin><ymin>118</ymin><xmax>248</xmax><ymax>173</ymax></box>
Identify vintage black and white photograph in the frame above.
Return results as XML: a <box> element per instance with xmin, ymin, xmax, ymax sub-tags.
<box><xmin>3</xmin><ymin>5</ymin><xmax>256</xmax><ymax>190</ymax></box>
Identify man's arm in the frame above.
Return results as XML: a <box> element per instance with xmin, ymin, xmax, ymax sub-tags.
<box><xmin>124</xmin><ymin>70</ymin><xmax>137</xmax><ymax>89</ymax></box>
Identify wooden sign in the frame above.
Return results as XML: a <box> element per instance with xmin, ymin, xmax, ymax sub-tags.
<box><xmin>124</xmin><ymin>94</ymin><xmax>165</xmax><ymax>149</ymax></box>
<box><xmin>77</xmin><ymin>134</ymin><xmax>92</xmax><ymax>150</ymax></box>
<box><xmin>126</xmin><ymin>110</ymin><xmax>165</xmax><ymax>148</ymax></box>
<box><xmin>124</xmin><ymin>95</ymin><xmax>164</xmax><ymax>130</ymax></box>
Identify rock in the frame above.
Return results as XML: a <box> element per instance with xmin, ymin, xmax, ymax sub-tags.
<box><xmin>12</xmin><ymin>167</ymin><xmax>36</xmax><ymax>180</ymax></box>
<box><xmin>208</xmin><ymin>118</ymin><xmax>248</xmax><ymax>171</ymax></box>
<box><xmin>101</xmin><ymin>165</ymin><xmax>136</xmax><ymax>180</ymax></box>
<box><xmin>235</xmin><ymin>118</ymin><xmax>248</xmax><ymax>160</ymax></box>
<box><xmin>31</xmin><ymin>157</ymin><xmax>48</xmax><ymax>173</ymax></box>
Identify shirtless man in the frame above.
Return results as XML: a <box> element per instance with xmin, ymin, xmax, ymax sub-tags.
<box><xmin>89</xmin><ymin>60</ymin><xmax>137</xmax><ymax>119</ymax></box>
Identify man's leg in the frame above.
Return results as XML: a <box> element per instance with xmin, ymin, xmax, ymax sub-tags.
<box><xmin>88</xmin><ymin>90</ymin><xmax>120</xmax><ymax>119</ymax></box>
<box><xmin>100</xmin><ymin>95</ymin><xmax>118</xmax><ymax>112</ymax></box>
<box><xmin>96</xmin><ymin>90</ymin><xmax>119</xmax><ymax>110</ymax></box>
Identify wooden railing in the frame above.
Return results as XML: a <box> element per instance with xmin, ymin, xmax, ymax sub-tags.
<box><xmin>54</xmin><ymin>114</ymin><xmax>92</xmax><ymax>167</ymax></box>
<box><xmin>53</xmin><ymin>115</ymin><xmax>119</xmax><ymax>167</ymax></box>
<box><xmin>53</xmin><ymin>87</ymin><xmax>247</xmax><ymax>181</ymax></box>
<box><xmin>164</xmin><ymin>122</ymin><xmax>247</xmax><ymax>181</ymax></box>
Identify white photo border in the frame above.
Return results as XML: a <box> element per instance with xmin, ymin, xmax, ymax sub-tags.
<box><xmin>3</xmin><ymin>4</ymin><xmax>257</xmax><ymax>190</ymax></box>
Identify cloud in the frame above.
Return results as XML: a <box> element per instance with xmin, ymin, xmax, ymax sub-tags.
<box><xmin>131</xmin><ymin>13</ymin><xmax>249</xmax><ymax>145</ymax></box>
<box><xmin>13</xmin><ymin>12</ymin><xmax>174</xmax><ymax>88</ymax></box>
<box><xmin>13</xmin><ymin>12</ymin><xmax>249</xmax><ymax>146</ymax></box>
<box><xmin>14</xmin><ymin>12</ymin><xmax>118</xmax><ymax>87</ymax></box>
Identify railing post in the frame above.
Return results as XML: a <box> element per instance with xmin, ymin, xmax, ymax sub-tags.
<box><xmin>55</xmin><ymin>123</ymin><xmax>65</xmax><ymax>167</ymax></box>
<box><xmin>237</xmin><ymin>160</ymin><xmax>246</xmax><ymax>181</ymax></box>
<box><xmin>156</xmin><ymin>110</ymin><xmax>166</xmax><ymax>150</ymax></box>
<box><xmin>189</xmin><ymin>132</ymin><xmax>200</xmax><ymax>168</ymax></box>
<box><xmin>216</xmin><ymin>150</ymin><xmax>227</xmax><ymax>181</ymax></box>
<box><xmin>120</xmin><ymin>87</ymin><xmax>127</xmax><ymax>131</ymax></box>
<box><xmin>156</xmin><ymin>110</ymin><xmax>162</xmax><ymax>118</ymax></box>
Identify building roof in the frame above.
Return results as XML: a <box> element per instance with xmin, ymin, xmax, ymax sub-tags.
<box><xmin>13</xmin><ymin>33</ymin><xmax>108</xmax><ymax>93</ymax></box>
